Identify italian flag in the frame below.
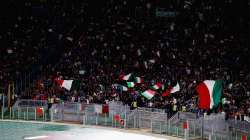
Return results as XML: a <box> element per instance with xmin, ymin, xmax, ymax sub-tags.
<box><xmin>120</xmin><ymin>73</ymin><xmax>132</xmax><ymax>81</ymax></box>
<box><xmin>153</xmin><ymin>82</ymin><xmax>162</xmax><ymax>90</ymax></box>
<box><xmin>135</xmin><ymin>77</ymin><xmax>143</xmax><ymax>83</ymax></box>
<box><xmin>196</xmin><ymin>80</ymin><xmax>223</xmax><ymax>109</ymax></box>
<box><xmin>162</xmin><ymin>82</ymin><xmax>180</xmax><ymax>97</ymax></box>
<box><xmin>141</xmin><ymin>89</ymin><xmax>156</xmax><ymax>100</ymax></box>
<box><xmin>121</xmin><ymin>86</ymin><xmax>128</xmax><ymax>91</ymax></box>
<box><xmin>112</xmin><ymin>84</ymin><xmax>128</xmax><ymax>91</ymax></box>
<box><xmin>127</xmin><ymin>82</ymin><xmax>135</xmax><ymax>88</ymax></box>
<box><xmin>170</xmin><ymin>82</ymin><xmax>180</xmax><ymax>93</ymax></box>
<box><xmin>56</xmin><ymin>80</ymin><xmax>74</xmax><ymax>91</ymax></box>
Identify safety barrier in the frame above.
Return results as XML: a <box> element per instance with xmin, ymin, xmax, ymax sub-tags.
<box><xmin>228</xmin><ymin>119</ymin><xmax>250</xmax><ymax>132</ymax></box>
<box><xmin>1</xmin><ymin>106</ymin><xmax>49</xmax><ymax>121</ymax></box>
<box><xmin>1</xmin><ymin>100</ymin><xmax>250</xmax><ymax>140</ymax></box>
<box><xmin>50</xmin><ymin>102</ymin><xmax>84</xmax><ymax>122</ymax></box>
<box><xmin>13</xmin><ymin>99</ymin><xmax>48</xmax><ymax>108</ymax></box>
<box><xmin>152</xmin><ymin>119</ymin><xmax>185</xmax><ymax>138</ymax></box>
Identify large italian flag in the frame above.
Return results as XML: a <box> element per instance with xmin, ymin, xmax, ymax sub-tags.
<box><xmin>241</xmin><ymin>135</ymin><xmax>248</xmax><ymax>140</ymax></box>
<box><xmin>196</xmin><ymin>80</ymin><xmax>223</xmax><ymax>109</ymax></box>
<box><xmin>141</xmin><ymin>89</ymin><xmax>156</xmax><ymax>100</ymax></box>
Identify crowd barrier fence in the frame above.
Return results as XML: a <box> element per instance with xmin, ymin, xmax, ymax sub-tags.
<box><xmin>1</xmin><ymin>100</ymin><xmax>250</xmax><ymax>140</ymax></box>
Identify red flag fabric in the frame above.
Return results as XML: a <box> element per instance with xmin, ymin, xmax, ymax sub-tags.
<box><xmin>102</xmin><ymin>104</ymin><xmax>109</xmax><ymax>114</ymax></box>
<box><xmin>36</xmin><ymin>107</ymin><xmax>43</xmax><ymax>117</ymax></box>
<box><xmin>196</xmin><ymin>82</ymin><xmax>211</xmax><ymax>109</ymax></box>
<box><xmin>162</xmin><ymin>91</ymin><xmax>170</xmax><ymax>97</ymax></box>
<box><xmin>114</xmin><ymin>114</ymin><xmax>121</xmax><ymax>121</ymax></box>
<box><xmin>242</xmin><ymin>135</ymin><xmax>247</xmax><ymax>140</ymax></box>
<box><xmin>162</xmin><ymin>87</ymin><xmax>172</xmax><ymax>97</ymax></box>
<box><xmin>55</xmin><ymin>79</ymin><xmax>64</xmax><ymax>86</ymax></box>
<box><xmin>183</xmin><ymin>121</ymin><xmax>188</xmax><ymax>129</ymax></box>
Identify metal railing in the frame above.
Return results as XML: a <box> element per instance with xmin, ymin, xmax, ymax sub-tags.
<box><xmin>13</xmin><ymin>99</ymin><xmax>48</xmax><ymax>108</ymax></box>
<box><xmin>50</xmin><ymin>102</ymin><xmax>83</xmax><ymax>122</ymax></box>
<box><xmin>152</xmin><ymin>119</ymin><xmax>185</xmax><ymax>138</ymax></box>
<box><xmin>1</xmin><ymin>100</ymin><xmax>250</xmax><ymax>140</ymax></box>
<box><xmin>228</xmin><ymin>119</ymin><xmax>250</xmax><ymax>132</ymax></box>
<box><xmin>1</xmin><ymin>106</ymin><xmax>49</xmax><ymax>121</ymax></box>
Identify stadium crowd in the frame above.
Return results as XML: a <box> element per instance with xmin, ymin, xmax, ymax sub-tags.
<box><xmin>0</xmin><ymin>0</ymin><xmax>250</xmax><ymax>120</ymax></box>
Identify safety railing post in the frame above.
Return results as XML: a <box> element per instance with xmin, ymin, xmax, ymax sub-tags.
<box><xmin>62</xmin><ymin>102</ymin><xmax>64</xmax><ymax>121</ymax></box>
<box><xmin>83</xmin><ymin>114</ymin><xmax>85</xmax><ymax>125</ymax></box>
<box><xmin>9</xmin><ymin>107</ymin><xmax>12</xmax><ymax>119</ymax></box>
<box><xmin>165</xmin><ymin>121</ymin><xmax>168</xmax><ymax>135</ymax></box>
<box><xmin>151</xmin><ymin>118</ymin><xmax>153</xmax><ymax>132</ymax></box>
<box><xmin>35</xmin><ymin>108</ymin><xmax>37</xmax><ymax>120</ymax></box>
<box><xmin>139</xmin><ymin>110</ymin><xmax>141</xmax><ymax>128</ymax></box>
<box><xmin>18</xmin><ymin>108</ymin><xmax>20</xmax><ymax>120</ymax></box>
<box><xmin>124</xmin><ymin>107</ymin><xmax>127</xmax><ymax>128</ymax></box>
<box><xmin>1</xmin><ymin>106</ymin><xmax>3</xmax><ymax>119</ymax></box>
<box><xmin>50</xmin><ymin>108</ymin><xmax>53</xmax><ymax>121</ymax></box>
<box><xmin>168</xmin><ymin>120</ymin><xmax>171</xmax><ymax>135</ymax></box>
<box><xmin>95</xmin><ymin>113</ymin><xmax>98</xmax><ymax>125</ymax></box>
<box><xmin>23</xmin><ymin>112</ymin><xmax>25</xmax><ymax>120</ymax></box>
<box><xmin>26</xmin><ymin>107</ymin><xmax>28</xmax><ymax>120</ymax></box>
<box><xmin>236</xmin><ymin>131</ymin><xmax>237</xmax><ymax>140</ymax></box>
<box><xmin>133</xmin><ymin>115</ymin><xmax>136</xmax><ymax>128</ymax></box>
<box><xmin>105</xmin><ymin>114</ymin><xmax>107</xmax><ymax>126</ymax></box>
<box><xmin>115</xmin><ymin>115</ymin><xmax>117</xmax><ymax>128</ymax></box>
<box><xmin>160</xmin><ymin>121</ymin><xmax>162</xmax><ymax>134</ymax></box>
<box><xmin>194</xmin><ymin>121</ymin><xmax>196</xmax><ymax>137</ymax></box>
<box><xmin>42</xmin><ymin>108</ymin><xmax>45</xmax><ymax>121</ymax></box>
<box><xmin>177</xmin><ymin>127</ymin><xmax>179</xmax><ymax>136</ymax></box>
<box><xmin>12</xmin><ymin>107</ymin><xmax>14</xmax><ymax>119</ymax></box>
<box><xmin>85</xmin><ymin>114</ymin><xmax>88</xmax><ymax>125</ymax></box>
<box><xmin>112</xmin><ymin>113</ymin><xmax>114</xmax><ymax>127</ymax></box>
<box><xmin>1</xmin><ymin>94</ymin><xmax>4</xmax><ymax>120</ymax></box>
<box><xmin>44</xmin><ymin>108</ymin><xmax>47</xmax><ymax>121</ymax></box>
<box><xmin>201</xmin><ymin>117</ymin><xmax>204</xmax><ymax>139</ymax></box>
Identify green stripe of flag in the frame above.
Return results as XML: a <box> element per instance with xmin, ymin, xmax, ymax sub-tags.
<box><xmin>212</xmin><ymin>80</ymin><xmax>223</xmax><ymax>107</ymax></box>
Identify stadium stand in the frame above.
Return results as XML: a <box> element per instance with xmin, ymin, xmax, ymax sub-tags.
<box><xmin>0</xmin><ymin>0</ymin><xmax>250</xmax><ymax>125</ymax></box>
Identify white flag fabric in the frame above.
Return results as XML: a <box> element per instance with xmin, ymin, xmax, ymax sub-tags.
<box><xmin>62</xmin><ymin>80</ymin><xmax>73</xmax><ymax>91</ymax></box>
<box><xmin>170</xmin><ymin>82</ymin><xmax>180</xmax><ymax>93</ymax></box>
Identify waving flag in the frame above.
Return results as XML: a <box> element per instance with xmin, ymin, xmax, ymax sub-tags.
<box><xmin>120</xmin><ymin>73</ymin><xmax>132</xmax><ymax>81</ymax></box>
<box><xmin>56</xmin><ymin>80</ymin><xmax>74</xmax><ymax>91</ymax></box>
<box><xmin>127</xmin><ymin>82</ymin><xmax>135</xmax><ymax>88</ymax></box>
<box><xmin>152</xmin><ymin>82</ymin><xmax>162</xmax><ymax>90</ymax></box>
<box><xmin>196</xmin><ymin>80</ymin><xmax>223</xmax><ymax>109</ymax></box>
<box><xmin>142</xmin><ymin>89</ymin><xmax>156</xmax><ymax>100</ymax></box>
<box><xmin>162</xmin><ymin>82</ymin><xmax>180</xmax><ymax>97</ymax></box>
<box><xmin>112</xmin><ymin>84</ymin><xmax>128</xmax><ymax>91</ymax></box>
<box><xmin>135</xmin><ymin>77</ymin><xmax>144</xmax><ymax>83</ymax></box>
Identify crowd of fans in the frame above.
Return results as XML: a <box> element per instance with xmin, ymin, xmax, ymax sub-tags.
<box><xmin>0</xmin><ymin>0</ymin><xmax>250</xmax><ymax>120</ymax></box>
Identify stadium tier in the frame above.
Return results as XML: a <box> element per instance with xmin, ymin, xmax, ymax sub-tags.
<box><xmin>0</xmin><ymin>0</ymin><xmax>250</xmax><ymax>140</ymax></box>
